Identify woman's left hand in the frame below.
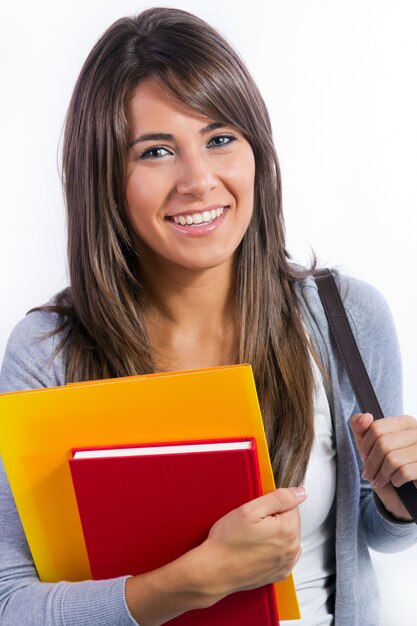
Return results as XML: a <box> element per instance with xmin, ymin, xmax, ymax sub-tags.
<box><xmin>350</xmin><ymin>413</ymin><xmax>417</xmax><ymax>521</ymax></box>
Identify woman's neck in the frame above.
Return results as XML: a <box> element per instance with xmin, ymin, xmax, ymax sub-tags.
<box><xmin>139</xmin><ymin>260</ymin><xmax>238</xmax><ymax>371</ymax></box>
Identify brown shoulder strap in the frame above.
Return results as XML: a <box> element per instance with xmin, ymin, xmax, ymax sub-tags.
<box><xmin>314</xmin><ymin>268</ymin><xmax>417</xmax><ymax>523</ymax></box>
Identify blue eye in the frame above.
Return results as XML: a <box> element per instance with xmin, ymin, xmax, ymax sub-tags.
<box><xmin>207</xmin><ymin>135</ymin><xmax>236</xmax><ymax>148</ymax></box>
<box><xmin>140</xmin><ymin>146</ymin><xmax>172</xmax><ymax>160</ymax></box>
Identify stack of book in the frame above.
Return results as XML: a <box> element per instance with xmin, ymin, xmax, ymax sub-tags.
<box><xmin>0</xmin><ymin>364</ymin><xmax>300</xmax><ymax>623</ymax></box>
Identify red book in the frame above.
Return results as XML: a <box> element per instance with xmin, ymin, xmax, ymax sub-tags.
<box><xmin>69</xmin><ymin>438</ymin><xmax>279</xmax><ymax>625</ymax></box>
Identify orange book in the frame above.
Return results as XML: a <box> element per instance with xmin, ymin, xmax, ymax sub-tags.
<box><xmin>0</xmin><ymin>364</ymin><xmax>300</xmax><ymax>620</ymax></box>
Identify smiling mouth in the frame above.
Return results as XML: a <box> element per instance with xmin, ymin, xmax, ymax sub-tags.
<box><xmin>168</xmin><ymin>207</ymin><xmax>225</xmax><ymax>226</ymax></box>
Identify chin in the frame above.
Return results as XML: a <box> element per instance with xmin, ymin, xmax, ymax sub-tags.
<box><xmin>182</xmin><ymin>261</ymin><xmax>230</xmax><ymax>272</ymax></box>
<box><xmin>174</xmin><ymin>253</ymin><xmax>234</xmax><ymax>273</ymax></box>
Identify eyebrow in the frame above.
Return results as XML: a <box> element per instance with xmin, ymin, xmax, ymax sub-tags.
<box><xmin>128</xmin><ymin>122</ymin><xmax>227</xmax><ymax>149</ymax></box>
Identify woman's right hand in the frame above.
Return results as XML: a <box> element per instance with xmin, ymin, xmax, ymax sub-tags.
<box><xmin>199</xmin><ymin>485</ymin><xmax>306</xmax><ymax>597</ymax></box>
<box><xmin>126</xmin><ymin>486</ymin><xmax>306</xmax><ymax>626</ymax></box>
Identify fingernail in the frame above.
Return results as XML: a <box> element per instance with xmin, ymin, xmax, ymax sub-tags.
<box><xmin>291</xmin><ymin>486</ymin><xmax>308</xmax><ymax>499</ymax></box>
<box><xmin>371</xmin><ymin>480</ymin><xmax>381</xmax><ymax>489</ymax></box>
<box><xmin>362</xmin><ymin>469</ymin><xmax>369</xmax><ymax>480</ymax></box>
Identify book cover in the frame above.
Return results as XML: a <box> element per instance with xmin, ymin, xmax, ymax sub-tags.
<box><xmin>69</xmin><ymin>438</ymin><xmax>278</xmax><ymax>625</ymax></box>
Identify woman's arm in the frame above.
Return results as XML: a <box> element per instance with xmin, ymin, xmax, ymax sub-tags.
<box><xmin>0</xmin><ymin>454</ymin><xmax>305</xmax><ymax>625</ymax></box>
<box><xmin>0</xmin><ymin>457</ymin><xmax>137</xmax><ymax>625</ymax></box>
<box><xmin>124</xmin><ymin>487</ymin><xmax>306</xmax><ymax>626</ymax></box>
<box><xmin>339</xmin><ymin>274</ymin><xmax>417</xmax><ymax>548</ymax></box>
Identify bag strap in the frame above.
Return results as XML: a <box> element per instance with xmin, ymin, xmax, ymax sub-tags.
<box><xmin>314</xmin><ymin>268</ymin><xmax>417</xmax><ymax>523</ymax></box>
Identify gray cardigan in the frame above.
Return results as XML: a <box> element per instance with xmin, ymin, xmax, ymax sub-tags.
<box><xmin>1</xmin><ymin>272</ymin><xmax>416</xmax><ymax>626</ymax></box>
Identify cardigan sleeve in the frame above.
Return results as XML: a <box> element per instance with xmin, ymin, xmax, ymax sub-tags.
<box><xmin>0</xmin><ymin>310</ymin><xmax>67</xmax><ymax>390</ymax></box>
<box><xmin>339</xmin><ymin>274</ymin><xmax>417</xmax><ymax>552</ymax></box>
<box><xmin>0</xmin><ymin>313</ymin><xmax>139</xmax><ymax>626</ymax></box>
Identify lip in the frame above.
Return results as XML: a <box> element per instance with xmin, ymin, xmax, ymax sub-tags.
<box><xmin>166</xmin><ymin>207</ymin><xmax>227</xmax><ymax>237</ymax></box>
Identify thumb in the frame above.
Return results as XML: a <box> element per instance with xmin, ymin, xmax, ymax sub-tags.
<box><xmin>349</xmin><ymin>412</ymin><xmax>374</xmax><ymax>436</ymax></box>
<box><xmin>254</xmin><ymin>486</ymin><xmax>308</xmax><ymax>519</ymax></box>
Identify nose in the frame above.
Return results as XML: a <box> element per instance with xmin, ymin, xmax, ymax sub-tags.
<box><xmin>175</xmin><ymin>153</ymin><xmax>217</xmax><ymax>197</ymax></box>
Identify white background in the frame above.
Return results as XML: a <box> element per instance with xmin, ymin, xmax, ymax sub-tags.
<box><xmin>0</xmin><ymin>1</ymin><xmax>416</xmax><ymax>623</ymax></box>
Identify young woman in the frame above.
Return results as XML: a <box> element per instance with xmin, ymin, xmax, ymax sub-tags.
<box><xmin>0</xmin><ymin>8</ymin><xmax>416</xmax><ymax>626</ymax></box>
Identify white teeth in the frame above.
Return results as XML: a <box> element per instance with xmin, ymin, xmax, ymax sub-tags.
<box><xmin>172</xmin><ymin>207</ymin><xmax>224</xmax><ymax>226</ymax></box>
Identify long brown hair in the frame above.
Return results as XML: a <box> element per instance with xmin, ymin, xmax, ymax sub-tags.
<box><xmin>44</xmin><ymin>8</ymin><xmax>315</xmax><ymax>487</ymax></box>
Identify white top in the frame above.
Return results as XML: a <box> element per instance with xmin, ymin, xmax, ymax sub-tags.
<box><xmin>285</xmin><ymin>356</ymin><xmax>337</xmax><ymax>624</ymax></box>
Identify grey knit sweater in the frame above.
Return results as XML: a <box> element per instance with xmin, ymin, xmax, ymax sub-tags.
<box><xmin>1</xmin><ymin>272</ymin><xmax>416</xmax><ymax>625</ymax></box>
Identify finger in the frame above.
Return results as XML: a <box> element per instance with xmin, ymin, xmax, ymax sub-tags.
<box><xmin>373</xmin><ymin>449</ymin><xmax>417</xmax><ymax>489</ymax></box>
<box><xmin>361</xmin><ymin>415</ymin><xmax>417</xmax><ymax>460</ymax></box>
<box><xmin>349</xmin><ymin>413</ymin><xmax>374</xmax><ymax>436</ymax></box>
<box><xmin>349</xmin><ymin>413</ymin><xmax>374</xmax><ymax>460</ymax></box>
<box><xmin>362</xmin><ymin>429</ymin><xmax>417</xmax><ymax>483</ymax></box>
<box><xmin>249</xmin><ymin>486</ymin><xmax>307</xmax><ymax>519</ymax></box>
<box><xmin>391</xmin><ymin>468</ymin><xmax>417</xmax><ymax>489</ymax></box>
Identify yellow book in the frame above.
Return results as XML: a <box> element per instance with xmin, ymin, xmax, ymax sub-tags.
<box><xmin>0</xmin><ymin>364</ymin><xmax>300</xmax><ymax>620</ymax></box>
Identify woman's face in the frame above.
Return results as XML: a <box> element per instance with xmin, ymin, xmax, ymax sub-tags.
<box><xmin>125</xmin><ymin>79</ymin><xmax>255</xmax><ymax>276</ymax></box>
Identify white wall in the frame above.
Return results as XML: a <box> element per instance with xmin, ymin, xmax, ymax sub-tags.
<box><xmin>1</xmin><ymin>1</ymin><xmax>416</xmax><ymax>623</ymax></box>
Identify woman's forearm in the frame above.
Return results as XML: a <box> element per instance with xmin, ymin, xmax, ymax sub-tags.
<box><xmin>125</xmin><ymin>544</ymin><xmax>224</xmax><ymax>626</ymax></box>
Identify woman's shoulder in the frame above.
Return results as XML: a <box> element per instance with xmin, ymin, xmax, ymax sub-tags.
<box><xmin>0</xmin><ymin>296</ymin><xmax>70</xmax><ymax>393</ymax></box>
<box><xmin>294</xmin><ymin>267</ymin><xmax>400</xmax><ymax>387</ymax></box>
<box><xmin>295</xmin><ymin>267</ymin><xmax>395</xmax><ymax>335</ymax></box>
